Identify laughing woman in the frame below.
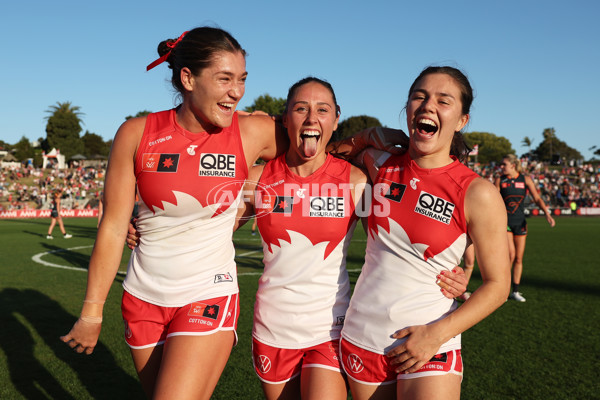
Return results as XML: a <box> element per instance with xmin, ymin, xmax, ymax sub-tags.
<box><xmin>340</xmin><ymin>66</ymin><xmax>511</xmax><ymax>400</ymax></box>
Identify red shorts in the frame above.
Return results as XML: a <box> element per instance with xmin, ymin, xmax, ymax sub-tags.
<box><xmin>121</xmin><ymin>290</ymin><xmax>239</xmax><ymax>349</ymax></box>
<box><xmin>340</xmin><ymin>338</ymin><xmax>463</xmax><ymax>384</ymax></box>
<box><xmin>252</xmin><ymin>338</ymin><xmax>342</xmax><ymax>384</ymax></box>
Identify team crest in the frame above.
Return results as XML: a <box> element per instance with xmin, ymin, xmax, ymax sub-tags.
<box><xmin>142</xmin><ymin>153</ymin><xmax>179</xmax><ymax>172</ymax></box>
<box><xmin>383</xmin><ymin>181</ymin><xmax>406</xmax><ymax>203</ymax></box>
<box><xmin>188</xmin><ymin>302</ymin><xmax>220</xmax><ymax>320</ymax></box>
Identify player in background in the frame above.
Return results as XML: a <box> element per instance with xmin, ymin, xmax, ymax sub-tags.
<box><xmin>495</xmin><ymin>154</ymin><xmax>555</xmax><ymax>302</ymax></box>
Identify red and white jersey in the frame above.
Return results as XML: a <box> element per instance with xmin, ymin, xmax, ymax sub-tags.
<box><xmin>342</xmin><ymin>153</ymin><xmax>478</xmax><ymax>355</ymax></box>
<box><xmin>123</xmin><ymin>109</ymin><xmax>248</xmax><ymax>306</ymax></box>
<box><xmin>253</xmin><ymin>154</ymin><xmax>359</xmax><ymax>348</ymax></box>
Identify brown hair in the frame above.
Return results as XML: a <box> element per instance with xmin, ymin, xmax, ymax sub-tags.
<box><xmin>157</xmin><ymin>26</ymin><xmax>246</xmax><ymax>95</ymax></box>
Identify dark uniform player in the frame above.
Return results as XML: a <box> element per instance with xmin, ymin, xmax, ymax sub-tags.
<box><xmin>496</xmin><ymin>154</ymin><xmax>555</xmax><ymax>302</ymax></box>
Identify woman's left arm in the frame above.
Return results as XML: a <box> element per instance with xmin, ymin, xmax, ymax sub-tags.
<box><xmin>525</xmin><ymin>175</ymin><xmax>556</xmax><ymax>227</ymax></box>
<box><xmin>386</xmin><ymin>178</ymin><xmax>510</xmax><ymax>373</ymax></box>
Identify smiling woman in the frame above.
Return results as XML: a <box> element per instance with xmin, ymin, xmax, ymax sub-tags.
<box><xmin>340</xmin><ymin>66</ymin><xmax>511</xmax><ymax>400</ymax></box>
<box><xmin>60</xmin><ymin>26</ymin><xmax>289</xmax><ymax>400</ymax></box>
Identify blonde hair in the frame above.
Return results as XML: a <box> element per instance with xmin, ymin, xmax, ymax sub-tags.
<box><xmin>504</xmin><ymin>154</ymin><xmax>523</xmax><ymax>173</ymax></box>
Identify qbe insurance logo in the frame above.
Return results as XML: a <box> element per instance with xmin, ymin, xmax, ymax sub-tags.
<box><xmin>414</xmin><ymin>191</ymin><xmax>455</xmax><ymax>225</ymax></box>
<box><xmin>309</xmin><ymin>196</ymin><xmax>345</xmax><ymax>218</ymax></box>
<box><xmin>198</xmin><ymin>153</ymin><xmax>236</xmax><ymax>178</ymax></box>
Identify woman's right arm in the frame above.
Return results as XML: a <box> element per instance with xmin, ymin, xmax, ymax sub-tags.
<box><xmin>238</xmin><ymin>114</ymin><xmax>288</xmax><ymax>167</ymax></box>
<box><xmin>60</xmin><ymin>117</ymin><xmax>144</xmax><ymax>355</ymax></box>
<box><xmin>233</xmin><ymin>164</ymin><xmax>263</xmax><ymax>231</ymax></box>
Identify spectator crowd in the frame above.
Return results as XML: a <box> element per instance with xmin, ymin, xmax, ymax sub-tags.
<box><xmin>471</xmin><ymin>159</ymin><xmax>600</xmax><ymax>210</ymax></box>
<box><xmin>1</xmin><ymin>159</ymin><xmax>599</xmax><ymax>212</ymax></box>
<box><xmin>0</xmin><ymin>164</ymin><xmax>105</xmax><ymax>211</ymax></box>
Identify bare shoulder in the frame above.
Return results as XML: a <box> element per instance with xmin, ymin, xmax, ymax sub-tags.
<box><xmin>238</xmin><ymin>113</ymin><xmax>281</xmax><ymax>163</ymax></box>
<box><xmin>465</xmin><ymin>177</ymin><xmax>506</xmax><ymax>222</ymax></box>
<box><xmin>467</xmin><ymin>177</ymin><xmax>500</xmax><ymax>200</ymax></box>
<box><xmin>524</xmin><ymin>174</ymin><xmax>536</xmax><ymax>185</ymax></box>
<box><xmin>114</xmin><ymin>116</ymin><xmax>147</xmax><ymax>144</ymax></box>
<box><xmin>238</xmin><ymin>114</ymin><xmax>275</xmax><ymax>137</ymax></box>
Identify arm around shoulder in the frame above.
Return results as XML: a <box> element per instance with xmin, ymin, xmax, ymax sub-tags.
<box><xmin>239</xmin><ymin>114</ymin><xmax>287</xmax><ymax>166</ymax></box>
<box><xmin>234</xmin><ymin>164</ymin><xmax>264</xmax><ymax>231</ymax></box>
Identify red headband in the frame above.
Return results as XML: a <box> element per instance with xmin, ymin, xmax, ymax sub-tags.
<box><xmin>146</xmin><ymin>31</ymin><xmax>189</xmax><ymax>71</ymax></box>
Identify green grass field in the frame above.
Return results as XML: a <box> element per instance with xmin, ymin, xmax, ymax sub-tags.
<box><xmin>0</xmin><ymin>216</ymin><xmax>598</xmax><ymax>399</ymax></box>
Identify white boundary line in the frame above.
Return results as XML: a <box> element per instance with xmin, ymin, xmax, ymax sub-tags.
<box><xmin>31</xmin><ymin>245</ymin><xmax>93</xmax><ymax>272</ymax></box>
<box><xmin>31</xmin><ymin>246</ymin><xmax>362</xmax><ymax>276</ymax></box>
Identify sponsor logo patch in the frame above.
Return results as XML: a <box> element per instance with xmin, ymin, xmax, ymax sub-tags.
<box><xmin>383</xmin><ymin>182</ymin><xmax>406</xmax><ymax>203</ymax></box>
<box><xmin>142</xmin><ymin>153</ymin><xmax>179</xmax><ymax>172</ymax></box>
<box><xmin>187</xmin><ymin>145</ymin><xmax>198</xmax><ymax>155</ymax></box>
<box><xmin>198</xmin><ymin>153</ymin><xmax>236</xmax><ymax>178</ymax></box>
<box><xmin>258</xmin><ymin>195</ymin><xmax>294</xmax><ymax>214</ymax></box>
<box><xmin>257</xmin><ymin>355</ymin><xmax>272</xmax><ymax>373</ymax></box>
<box><xmin>515</xmin><ymin>181</ymin><xmax>525</xmax><ymax>189</ymax></box>
<box><xmin>188</xmin><ymin>302</ymin><xmax>221</xmax><ymax>320</ymax></box>
<box><xmin>414</xmin><ymin>191</ymin><xmax>455</xmax><ymax>224</ymax></box>
<box><xmin>214</xmin><ymin>272</ymin><xmax>234</xmax><ymax>283</ymax></box>
<box><xmin>309</xmin><ymin>196</ymin><xmax>345</xmax><ymax>218</ymax></box>
<box><xmin>430</xmin><ymin>353</ymin><xmax>448</xmax><ymax>363</ymax></box>
<box><xmin>347</xmin><ymin>353</ymin><xmax>364</xmax><ymax>374</ymax></box>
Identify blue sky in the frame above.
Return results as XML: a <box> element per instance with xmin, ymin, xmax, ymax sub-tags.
<box><xmin>1</xmin><ymin>0</ymin><xmax>599</xmax><ymax>159</ymax></box>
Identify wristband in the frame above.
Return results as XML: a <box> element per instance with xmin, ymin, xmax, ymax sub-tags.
<box><xmin>80</xmin><ymin>316</ymin><xmax>103</xmax><ymax>324</ymax></box>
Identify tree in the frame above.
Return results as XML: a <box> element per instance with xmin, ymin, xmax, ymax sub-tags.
<box><xmin>81</xmin><ymin>131</ymin><xmax>110</xmax><ymax>158</ymax></box>
<box><xmin>125</xmin><ymin>110</ymin><xmax>152</xmax><ymax>120</ymax></box>
<box><xmin>13</xmin><ymin>136</ymin><xmax>35</xmax><ymax>162</ymax></box>
<box><xmin>334</xmin><ymin>115</ymin><xmax>383</xmax><ymax>141</ymax></box>
<box><xmin>45</xmin><ymin>101</ymin><xmax>84</xmax><ymax>160</ymax></box>
<box><xmin>463</xmin><ymin>131</ymin><xmax>515</xmax><ymax>164</ymax></box>
<box><xmin>243</xmin><ymin>94</ymin><xmax>286</xmax><ymax>115</ymax></box>
<box><xmin>532</xmin><ymin>127</ymin><xmax>583</xmax><ymax>163</ymax></box>
<box><xmin>521</xmin><ymin>136</ymin><xmax>535</xmax><ymax>157</ymax></box>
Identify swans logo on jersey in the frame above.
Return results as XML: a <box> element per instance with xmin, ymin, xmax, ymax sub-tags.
<box><xmin>257</xmin><ymin>355</ymin><xmax>272</xmax><ymax>373</ymax></box>
<box><xmin>188</xmin><ymin>302</ymin><xmax>220</xmax><ymax>320</ymax></box>
<box><xmin>309</xmin><ymin>197</ymin><xmax>345</xmax><ymax>218</ymax></box>
<box><xmin>410</xmin><ymin>177</ymin><xmax>420</xmax><ymax>190</ymax></box>
<box><xmin>198</xmin><ymin>153</ymin><xmax>236</xmax><ymax>177</ymax></box>
<box><xmin>214</xmin><ymin>272</ymin><xmax>234</xmax><ymax>283</ymax></box>
<box><xmin>415</xmin><ymin>191</ymin><xmax>455</xmax><ymax>225</ymax></box>
<box><xmin>187</xmin><ymin>145</ymin><xmax>198</xmax><ymax>155</ymax></box>
<box><xmin>141</xmin><ymin>153</ymin><xmax>179</xmax><ymax>172</ymax></box>
<box><xmin>383</xmin><ymin>182</ymin><xmax>406</xmax><ymax>203</ymax></box>
<box><xmin>296</xmin><ymin>188</ymin><xmax>307</xmax><ymax>198</ymax></box>
<box><xmin>347</xmin><ymin>354</ymin><xmax>364</xmax><ymax>373</ymax></box>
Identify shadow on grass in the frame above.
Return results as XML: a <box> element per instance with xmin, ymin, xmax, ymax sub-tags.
<box><xmin>0</xmin><ymin>288</ymin><xmax>144</xmax><ymax>399</ymax></box>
